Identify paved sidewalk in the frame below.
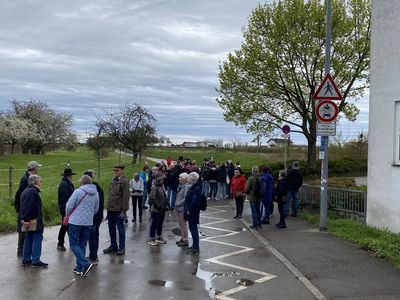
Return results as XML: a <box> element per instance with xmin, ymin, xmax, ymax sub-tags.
<box><xmin>237</xmin><ymin>200</ymin><xmax>400</xmax><ymax>300</ymax></box>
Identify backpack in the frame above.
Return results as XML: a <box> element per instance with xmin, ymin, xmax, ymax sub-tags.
<box><xmin>254</xmin><ymin>176</ymin><xmax>262</xmax><ymax>198</ymax></box>
<box><xmin>200</xmin><ymin>195</ymin><xmax>207</xmax><ymax>211</ymax></box>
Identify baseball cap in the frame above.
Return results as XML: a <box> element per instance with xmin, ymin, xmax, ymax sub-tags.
<box><xmin>27</xmin><ymin>161</ymin><xmax>42</xmax><ymax>170</ymax></box>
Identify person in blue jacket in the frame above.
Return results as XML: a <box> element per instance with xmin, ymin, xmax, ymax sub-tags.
<box><xmin>261</xmin><ymin>167</ymin><xmax>274</xmax><ymax>224</ymax></box>
<box><xmin>184</xmin><ymin>172</ymin><xmax>202</xmax><ymax>255</ymax></box>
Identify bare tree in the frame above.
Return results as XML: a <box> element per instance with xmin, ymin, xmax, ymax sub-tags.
<box><xmin>97</xmin><ymin>103</ymin><xmax>158</xmax><ymax>164</ymax></box>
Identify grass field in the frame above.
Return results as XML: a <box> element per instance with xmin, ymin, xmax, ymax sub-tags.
<box><xmin>0</xmin><ymin>147</ymin><xmax>140</xmax><ymax>233</ymax></box>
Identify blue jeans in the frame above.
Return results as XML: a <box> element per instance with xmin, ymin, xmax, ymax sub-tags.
<box><xmin>170</xmin><ymin>190</ymin><xmax>177</xmax><ymax>209</ymax></box>
<box><xmin>285</xmin><ymin>191</ymin><xmax>299</xmax><ymax>215</ymax></box>
<box><xmin>188</xmin><ymin>221</ymin><xmax>199</xmax><ymax>251</ymax></box>
<box><xmin>250</xmin><ymin>201</ymin><xmax>261</xmax><ymax>227</ymax></box>
<box><xmin>202</xmin><ymin>181</ymin><xmax>210</xmax><ymax>198</ymax></box>
<box><xmin>150</xmin><ymin>211</ymin><xmax>166</xmax><ymax>238</ymax></box>
<box><xmin>209</xmin><ymin>181</ymin><xmax>217</xmax><ymax>198</ymax></box>
<box><xmin>68</xmin><ymin>224</ymin><xmax>91</xmax><ymax>272</ymax></box>
<box><xmin>107</xmin><ymin>211</ymin><xmax>125</xmax><ymax>250</ymax></box>
<box><xmin>88</xmin><ymin>222</ymin><xmax>101</xmax><ymax>260</ymax></box>
<box><xmin>217</xmin><ymin>182</ymin><xmax>227</xmax><ymax>200</ymax></box>
<box><xmin>261</xmin><ymin>199</ymin><xmax>271</xmax><ymax>220</ymax></box>
<box><xmin>23</xmin><ymin>231</ymin><xmax>43</xmax><ymax>264</ymax></box>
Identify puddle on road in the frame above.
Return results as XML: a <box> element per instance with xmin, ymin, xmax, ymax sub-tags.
<box><xmin>195</xmin><ymin>262</ymin><xmax>223</xmax><ymax>299</ymax></box>
<box><xmin>147</xmin><ymin>279</ymin><xmax>173</xmax><ymax>288</ymax></box>
<box><xmin>211</xmin><ymin>271</ymin><xmax>241</xmax><ymax>279</ymax></box>
<box><xmin>236</xmin><ymin>279</ymin><xmax>254</xmax><ymax>286</ymax></box>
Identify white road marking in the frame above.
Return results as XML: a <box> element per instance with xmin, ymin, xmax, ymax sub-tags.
<box><xmin>199</xmin><ymin>207</ymin><xmax>277</xmax><ymax>300</ymax></box>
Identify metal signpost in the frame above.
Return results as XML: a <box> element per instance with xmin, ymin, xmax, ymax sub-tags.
<box><xmin>282</xmin><ymin>125</ymin><xmax>291</xmax><ymax>170</ymax></box>
<box><xmin>313</xmin><ymin>0</ymin><xmax>342</xmax><ymax>231</ymax></box>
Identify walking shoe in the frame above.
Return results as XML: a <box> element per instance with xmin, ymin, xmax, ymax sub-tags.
<box><xmin>116</xmin><ymin>248</ymin><xmax>125</xmax><ymax>256</ymax></box>
<box><xmin>275</xmin><ymin>222</ymin><xmax>282</xmax><ymax>227</ymax></box>
<box><xmin>81</xmin><ymin>263</ymin><xmax>94</xmax><ymax>277</ymax></box>
<box><xmin>31</xmin><ymin>261</ymin><xmax>48</xmax><ymax>268</ymax></box>
<box><xmin>290</xmin><ymin>213</ymin><xmax>297</xmax><ymax>217</ymax></box>
<box><xmin>156</xmin><ymin>237</ymin><xmax>167</xmax><ymax>244</ymax></box>
<box><xmin>90</xmin><ymin>258</ymin><xmax>99</xmax><ymax>265</ymax></box>
<box><xmin>186</xmin><ymin>248</ymin><xmax>199</xmax><ymax>255</ymax></box>
<box><xmin>132</xmin><ymin>219</ymin><xmax>136</xmax><ymax>222</ymax></box>
<box><xmin>139</xmin><ymin>218</ymin><xmax>142</xmax><ymax>222</ymax></box>
<box><xmin>21</xmin><ymin>260</ymin><xmax>32</xmax><ymax>266</ymax></box>
<box><xmin>147</xmin><ymin>239</ymin><xmax>158</xmax><ymax>246</ymax></box>
<box><xmin>233</xmin><ymin>215</ymin><xmax>239</xmax><ymax>219</ymax></box>
<box><xmin>103</xmin><ymin>246</ymin><xmax>118</xmax><ymax>254</ymax></box>
<box><xmin>73</xmin><ymin>267</ymin><xmax>83</xmax><ymax>275</ymax></box>
<box><xmin>261</xmin><ymin>219</ymin><xmax>270</xmax><ymax>224</ymax></box>
<box><xmin>57</xmin><ymin>245</ymin><xmax>66</xmax><ymax>251</ymax></box>
<box><xmin>176</xmin><ymin>239</ymin><xmax>184</xmax><ymax>245</ymax></box>
<box><xmin>277</xmin><ymin>224</ymin><xmax>286</xmax><ymax>229</ymax></box>
<box><xmin>177</xmin><ymin>240</ymin><xmax>189</xmax><ymax>247</ymax></box>
<box><xmin>249</xmin><ymin>225</ymin><xmax>258</xmax><ymax>230</ymax></box>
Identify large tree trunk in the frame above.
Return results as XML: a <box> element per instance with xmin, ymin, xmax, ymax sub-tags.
<box><xmin>307</xmin><ymin>139</ymin><xmax>317</xmax><ymax>169</ymax></box>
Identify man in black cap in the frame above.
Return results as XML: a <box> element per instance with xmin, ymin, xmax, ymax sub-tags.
<box><xmin>14</xmin><ymin>161</ymin><xmax>42</xmax><ymax>257</ymax></box>
<box><xmin>57</xmin><ymin>168</ymin><xmax>76</xmax><ymax>251</ymax></box>
<box><xmin>103</xmin><ymin>164</ymin><xmax>130</xmax><ymax>256</ymax></box>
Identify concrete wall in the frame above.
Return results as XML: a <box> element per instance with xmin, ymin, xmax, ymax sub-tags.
<box><xmin>367</xmin><ymin>0</ymin><xmax>400</xmax><ymax>233</ymax></box>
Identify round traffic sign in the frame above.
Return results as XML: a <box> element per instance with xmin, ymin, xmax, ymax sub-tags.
<box><xmin>315</xmin><ymin>100</ymin><xmax>339</xmax><ymax>122</ymax></box>
<box><xmin>282</xmin><ymin>125</ymin><xmax>291</xmax><ymax>134</ymax></box>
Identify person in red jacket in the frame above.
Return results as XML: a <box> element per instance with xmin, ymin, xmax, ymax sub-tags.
<box><xmin>230</xmin><ymin>168</ymin><xmax>246</xmax><ymax>218</ymax></box>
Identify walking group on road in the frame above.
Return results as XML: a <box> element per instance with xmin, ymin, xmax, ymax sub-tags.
<box><xmin>13</xmin><ymin>156</ymin><xmax>302</xmax><ymax>277</ymax></box>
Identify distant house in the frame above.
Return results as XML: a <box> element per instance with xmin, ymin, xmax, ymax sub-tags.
<box><xmin>182</xmin><ymin>142</ymin><xmax>198</xmax><ymax>148</ymax></box>
<box><xmin>266</xmin><ymin>138</ymin><xmax>292</xmax><ymax>148</ymax></box>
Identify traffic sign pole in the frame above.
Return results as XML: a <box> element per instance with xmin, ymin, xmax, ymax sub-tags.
<box><xmin>320</xmin><ymin>0</ymin><xmax>332</xmax><ymax>232</ymax></box>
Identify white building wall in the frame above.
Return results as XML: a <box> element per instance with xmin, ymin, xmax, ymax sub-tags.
<box><xmin>368</xmin><ymin>0</ymin><xmax>400</xmax><ymax>233</ymax></box>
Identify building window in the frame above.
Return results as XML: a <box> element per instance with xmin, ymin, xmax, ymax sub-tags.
<box><xmin>395</xmin><ymin>101</ymin><xmax>400</xmax><ymax>165</ymax></box>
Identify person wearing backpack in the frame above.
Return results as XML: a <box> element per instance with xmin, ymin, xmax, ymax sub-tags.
<box><xmin>245</xmin><ymin>166</ymin><xmax>262</xmax><ymax>229</ymax></box>
<box><xmin>184</xmin><ymin>172</ymin><xmax>202</xmax><ymax>255</ymax></box>
<box><xmin>286</xmin><ymin>161</ymin><xmax>303</xmax><ymax>217</ymax></box>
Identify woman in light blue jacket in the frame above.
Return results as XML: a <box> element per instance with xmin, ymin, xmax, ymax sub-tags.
<box><xmin>66</xmin><ymin>175</ymin><xmax>99</xmax><ymax>277</ymax></box>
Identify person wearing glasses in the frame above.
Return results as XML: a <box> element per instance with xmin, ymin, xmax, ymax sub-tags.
<box><xmin>103</xmin><ymin>164</ymin><xmax>130</xmax><ymax>256</ymax></box>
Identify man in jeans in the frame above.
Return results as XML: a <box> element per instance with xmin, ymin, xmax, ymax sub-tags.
<box><xmin>20</xmin><ymin>175</ymin><xmax>48</xmax><ymax>268</ymax></box>
<box><xmin>285</xmin><ymin>161</ymin><xmax>303</xmax><ymax>217</ymax></box>
<box><xmin>103</xmin><ymin>164</ymin><xmax>130</xmax><ymax>256</ymax></box>
<box><xmin>14</xmin><ymin>161</ymin><xmax>42</xmax><ymax>257</ymax></box>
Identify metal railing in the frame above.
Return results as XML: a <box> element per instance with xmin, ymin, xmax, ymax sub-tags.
<box><xmin>299</xmin><ymin>184</ymin><xmax>367</xmax><ymax>218</ymax></box>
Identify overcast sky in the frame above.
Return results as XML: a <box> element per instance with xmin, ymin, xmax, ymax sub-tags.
<box><xmin>0</xmin><ymin>0</ymin><xmax>368</xmax><ymax>145</ymax></box>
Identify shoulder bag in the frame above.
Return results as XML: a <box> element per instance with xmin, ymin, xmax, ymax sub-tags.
<box><xmin>63</xmin><ymin>192</ymin><xmax>88</xmax><ymax>226</ymax></box>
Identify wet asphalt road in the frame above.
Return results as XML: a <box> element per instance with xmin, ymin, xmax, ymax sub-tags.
<box><xmin>0</xmin><ymin>201</ymin><xmax>317</xmax><ymax>300</ymax></box>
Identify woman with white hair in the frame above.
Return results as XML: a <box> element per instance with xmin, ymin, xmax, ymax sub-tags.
<box><xmin>175</xmin><ymin>172</ymin><xmax>190</xmax><ymax>247</ymax></box>
<box><xmin>66</xmin><ymin>175</ymin><xmax>99</xmax><ymax>277</ymax></box>
<box><xmin>184</xmin><ymin>172</ymin><xmax>202</xmax><ymax>255</ymax></box>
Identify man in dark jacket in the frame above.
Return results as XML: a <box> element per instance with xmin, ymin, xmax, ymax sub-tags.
<box><xmin>184</xmin><ymin>172</ymin><xmax>202</xmax><ymax>255</ymax></box>
<box><xmin>103</xmin><ymin>164</ymin><xmax>130</xmax><ymax>256</ymax></box>
<box><xmin>84</xmin><ymin>170</ymin><xmax>104</xmax><ymax>264</ymax></box>
<box><xmin>20</xmin><ymin>175</ymin><xmax>48</xmax><ymax>267</ymax></box>
<box><xmin>14</xmin><ymin>161</ymin><xmax>41</xmax><ymax>257</ymax></box>
<box><xmin>285</xmin><ymin>161</ymin><xmax>303</xmax><ymax>217</ymax></box>
<box><xmin>57</xmin><ymin>168</ymin><xmax>76</xmax><ymax>251</ymax></box>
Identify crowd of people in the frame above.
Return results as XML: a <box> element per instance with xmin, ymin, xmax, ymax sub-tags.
<box><xmin>13</xmin><ymin>156</ymin><xmax>303</xmax><ymax>277</ymax></box>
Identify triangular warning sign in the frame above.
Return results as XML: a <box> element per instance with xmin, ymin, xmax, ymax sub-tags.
<box><xmin>313</xmin><ymin>73</ymin><xmax>343</xmax><ymax>100</ymax></box>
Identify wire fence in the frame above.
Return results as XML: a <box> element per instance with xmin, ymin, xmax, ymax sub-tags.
<box><xmin>0</xmin><ymin>155</ymin><xmax>135</xmax><ymax>199</ymax></box>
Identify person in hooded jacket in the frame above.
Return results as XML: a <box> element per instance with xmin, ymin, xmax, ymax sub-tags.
<box><xmin>184</xmin><ymin>172</ymin><xmax>202</xmax><ymax>255</ymax></box>
<box><xmin>66</xmin><ymin>175</ymin><xmax>99</xmax><ymax>276</ymax></box>
<box><xmin>275</xmin><ymin>170</ymin><xmax>288</xmax><ymax>229</ymax></box>
<box><xmin>147</xmin><ymin>172</ymin><xmax>169</xmax><ymax>246</ymax></box>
